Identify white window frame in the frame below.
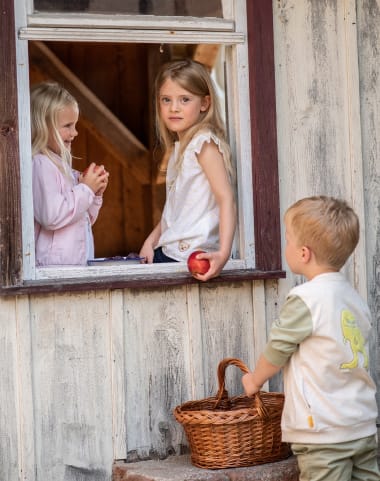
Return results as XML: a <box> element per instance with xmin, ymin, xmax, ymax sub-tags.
<box><xmin>15</xmin><ymin>0</ymin><xmax>255</xmax><ymax>282</ymax></box>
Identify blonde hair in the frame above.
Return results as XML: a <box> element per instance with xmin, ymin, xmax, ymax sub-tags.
<box><xmin>154</xmin><ymin>59</ymin><xmax>233</xmax><ymax>177</ymax></box>
<box><xmin>30</xmin><ymin>82</ymin><xmax>78</xmax><ymax>177</ymax></box>
<box><xmin>285</xmin><ymin>196</ymin><xmax>359</xmax><ymax>270</ymax></box>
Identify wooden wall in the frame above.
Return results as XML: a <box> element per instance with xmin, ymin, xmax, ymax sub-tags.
<box><xmin>356</xmin><ymin>0</ymin><xmax>380</xmax><ymax>404</ymax></box>
<box><xmin>1</xmin><ymin>1</ymin><xmax>380</xmax><ymax>480</ymax></box>
<box><xmin>269</xmin><ymin>0</ymin><xmax>380</xmax><ymax>400</ymax></box>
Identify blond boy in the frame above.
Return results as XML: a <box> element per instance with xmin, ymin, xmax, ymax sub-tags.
<box><xmin>243</xmin><ymin>196</ymin><xmax>379</xmax><ymax>481</ymax></box>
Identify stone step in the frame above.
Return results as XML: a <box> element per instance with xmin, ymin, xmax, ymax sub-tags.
<box><xmin>113</xmin><ymin>455</ymin><xmax>299</xmax><ymax>481</ymax></box>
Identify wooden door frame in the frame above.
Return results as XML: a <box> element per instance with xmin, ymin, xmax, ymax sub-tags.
<box><xmin>0</xmin><ymin>0</ymin><xmax>23</xmax><ymax>287</ymax></box>
<box><xmin>247</xmin><ymin>0</ymin><xmax>282</xmax><ymax>271</ymax></box>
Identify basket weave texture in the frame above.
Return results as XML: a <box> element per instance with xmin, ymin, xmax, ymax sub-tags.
<box><xmin>173</xmin><ymin>357</ymin><xmax>291</xmax><ymax>469</ymax></box>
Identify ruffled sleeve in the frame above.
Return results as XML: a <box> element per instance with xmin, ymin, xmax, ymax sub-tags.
<box><xmin>187</xmin><ymin>131</ymin><xmax>226</xmax><ymax>159</ymax></box>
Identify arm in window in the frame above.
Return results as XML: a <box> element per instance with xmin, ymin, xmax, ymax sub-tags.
<box><xmin>195</xmin><ymin>141</ymin><xmax>236</xmax><ymax>281</ymax></box>
<box><xmin>139</xmin><ymin>221</ymin><xmax>162</xmax><ymax>263</ymax></box>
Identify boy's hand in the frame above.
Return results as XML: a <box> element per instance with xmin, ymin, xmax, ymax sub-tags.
<box><xmin>242</xmin><ymin>372</ymin><xmax>262</xmax><ymax>397</ymax></box>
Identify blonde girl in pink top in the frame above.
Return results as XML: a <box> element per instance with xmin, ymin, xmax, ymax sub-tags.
<box><xmin>31</xmin><ymin>82</ymin><xmax>109</xmax><ymax>266</ymax></box>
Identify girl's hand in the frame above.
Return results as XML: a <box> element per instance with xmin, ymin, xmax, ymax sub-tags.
<box><xmin>95</xmin><ymin>174</ymin><xmax>109</xmax><ymax>196</ymax></box>
<box><xmin>79</xmin><ymin>163</ymin><xmax>109</xmax><ymax>195</ymax></box>
<box><xmin>190</xmin><ymin>250</ymin><xmax>228</xmax><ymax>282</ymax></box>
<box><xmin>139</xmin><ymin>222</ymin><xmax>162</xmax><ymax>264</ymax></box>
<box><xmin>139</xmin><ymin>241</ymin><xmax>154</xmax><ymax>264</ymax></box>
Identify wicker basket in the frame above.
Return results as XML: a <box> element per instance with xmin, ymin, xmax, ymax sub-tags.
<box><xmin>173</xmin><ymin>357</ymin><xmax>291</xmax><ymax>469</ymax></box>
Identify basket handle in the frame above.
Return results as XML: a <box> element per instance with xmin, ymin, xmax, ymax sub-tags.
<box><xmin>215</xmin><ymin>357</ymin><xmax>270</xmax><ymax>419</ymax></box>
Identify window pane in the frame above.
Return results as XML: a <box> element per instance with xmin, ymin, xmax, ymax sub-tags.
<box><xmin>33</xmin><ymin>0</ymin><xmax>223</xmax><ymax>17</ymax></box>
<box><xmin>29</xmin><ymin>41</ymin><xmax>227</xmax><ymax>259</ymax></box>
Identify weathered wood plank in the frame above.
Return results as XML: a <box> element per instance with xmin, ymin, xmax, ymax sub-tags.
<box><xmin>29</xmin><ymin>291</ymin><xmax>114</xmax><ymax>480</ymax></box>
<box><xmin>356</xmin><ymin>0</ymin><xmax>380</xmax><ymax>399</ymax></box>
<box><xmin>15</xmin><ymin>295</ymin><xmax>36</xmax><ymax>481</ymax></box>
<box><xmin>251</xmin><ymin>280</ymin><xmax>269</xmax><ymax>390</ymax></box>
<box><xmin>110</xmin><ymin>290</ymin><xmax>127</xmax><ymax>460</ymax></box>
<box><xmin>123</xmin><ymin>287</ymin><xmax>192</xmax><ymax>460</ymax></box>
<box><xmin>199</xmin><ymin>282</ymin><xmax>255</xmax><ymax>399</ymax></box>
<box><xmin>273</xmin><ymin>0</ymin><xmax>365</xmax><ymax>290</ymax></box>
<box><xmin>184</xmin><ymin>285</ymin><xmax>205</xmax><ymax>401</ymax></box>
<box><xmin>0</xmin><ymin>269</ymin><xmax>286</xmax><ymax>297</ymax></box>
<box><xmin>263</xmin><ymin>278</ymin><xmax>284</xmax><ymax>393</ymax></box>
<box><xmin>247</xmin><ymin>0</ymin><xmax>282</xmax><ymax>271</ymax></box>
<box><xmin>338</xmin><ymin>0</ymin><xmax>367</xmax><ymax>299</ymax></box>
<box><xmin>0</xmin><ymin>298</ymin><xmax>20</xmax><ymax>481</ymax></box>
<box><xmin>0</xmin><ymin>0</ymin><xmax>22</xmax><ymax>286</ymax></box>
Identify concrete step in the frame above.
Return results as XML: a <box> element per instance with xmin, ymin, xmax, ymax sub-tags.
<box><xmin>113</xmin><ymin>455</ymin><xmax>299</xmax><ymax>481</ymax></box>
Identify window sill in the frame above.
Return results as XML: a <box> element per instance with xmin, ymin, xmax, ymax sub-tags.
<box><xmin>0</xmin><ymin>268</ymin><xmax>286</xmax><ymax>296</ymax></box>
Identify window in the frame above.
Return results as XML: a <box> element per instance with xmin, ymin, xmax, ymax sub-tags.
<box><xmin>33</xmin><ymin>0</ymin><xmax>223</xmax><ymax>16</ymax></box>
<box><xmin>0</xmin><ymin>0</ymin><xmax>283</xmax><ymax>293</ymax></box>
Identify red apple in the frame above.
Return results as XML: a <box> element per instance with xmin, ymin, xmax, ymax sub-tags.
<box><xmin>187</xmin><ymin>250</ymin><xmax>210</xmax><ymax>275</ymax></box>
<box><xmin>82</xmin><ymin>164</ymin><xmax>106</xmax><ymax>176</ymax></box>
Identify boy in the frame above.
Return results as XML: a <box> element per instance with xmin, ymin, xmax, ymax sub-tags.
<box><xmin>242</xmin><ymin>196</ymin><xmax>379</xmax><ymax>481</ymax></box>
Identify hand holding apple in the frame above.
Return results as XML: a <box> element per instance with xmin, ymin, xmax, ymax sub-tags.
<box><xmin>80</xmin><ymin>162</ymin><xmax>109</xmax><ymax>195</ymax></box>
<box><xmin>82</xmin><ymin>164</ymin><xmax>106</xmax><ymax>177</ymax></box>
<box><xmin>187</xmin><ymin>250</ymin><xmax>210</xmax><ymax>275</ymax></box>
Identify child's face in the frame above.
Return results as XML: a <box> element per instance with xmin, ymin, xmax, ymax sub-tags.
<box><xmin>48</xmin><ymin>103</ymin><xmax>79</xmax><ymax>155</ymax></box>
<box><xmin>284</xmin><ymin>218</ymin><xmax>304</xmax><ymax>275</ymax></box>
<box><xmin>158</xmin><ymin>78</ymin><xmax>210</xmax><ymax>139</ymax></box>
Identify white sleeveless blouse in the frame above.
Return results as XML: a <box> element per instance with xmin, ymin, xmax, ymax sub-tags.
<box><xmin>157</xmin><ymin>131</ymin><xmax>225</xmax><ymax>262</ymax></box>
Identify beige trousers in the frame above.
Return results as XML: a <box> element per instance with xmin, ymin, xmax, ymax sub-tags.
<box><xmin>291</xmin><ymin>434</ymin><xmax>380</xmax><ymax>481</ymax></box>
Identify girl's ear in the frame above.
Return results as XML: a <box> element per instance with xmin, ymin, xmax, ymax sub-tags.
<box><xmin>200</xmin><ymin>95</ymin><xmax>211</xmax><ymax>112</ymax></box>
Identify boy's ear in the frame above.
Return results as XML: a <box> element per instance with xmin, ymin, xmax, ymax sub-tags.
<box><xmin>301</xmin><ymin>246</ymin><xmax>312</xmax><ymax>263</ymax></box>
<box><xmin>200</xmin><ymin>95</ymin><xmax>211</xmax><ymax>112</ymax></box>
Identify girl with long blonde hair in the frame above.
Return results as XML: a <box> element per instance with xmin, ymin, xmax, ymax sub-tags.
<box><xmin>140</xmin><ymin>59</ymin><xmax>236</xmax><ymax>281</ymax></box>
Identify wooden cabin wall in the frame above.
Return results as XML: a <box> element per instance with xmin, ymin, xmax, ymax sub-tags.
<box><xmin>356</xmin><ymin>0</ymin><xmax>380</xmax><ymax>405</ymax></box>
<box><xmin>268</xmin><ymin>0</ymin><xmax>380</xmax><ymax>393</ymax></box>
<box><xmin>0</xmin><ymin>283</ymin><xmax>265</xmax><ymax>480</ymax></box>
<box><xmin>1</xmin><ymin>2</ymin><xmax>380</xmax><ymax>481</ymax></box>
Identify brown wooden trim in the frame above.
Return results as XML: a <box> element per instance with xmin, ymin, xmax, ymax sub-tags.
<box><xmin>0</xmin><ymin>269</ymin><xmax>286</xmax><ymax>296</ymax></box>
<box><xmin>246</xmin><ymin>0</ymin><xmax>282</xmax><ymax>271</ymax></box>
<box><xmin>0</xmin><ymin>0</ymin><xmax>23</xmax><ymax>287</ymax></box>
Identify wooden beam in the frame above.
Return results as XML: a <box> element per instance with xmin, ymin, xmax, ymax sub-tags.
<box><xmin>0</xmin><ymin>269</ymin><xmax>286</xmax><ymax>296</ymax></box>
<box><xmin>29</xmin><ymin>41</ymin><xmax>151</xmax><ymax>185</ymax></box>
<box><xmin>0</xmin><ymin>0</ymin><xmax>22</xmax><ymax>286</ymax></box>
<box><xmin>247</xmin><ymin>0</ymin><xmax>282</xmax><ymax>271</ymax></box>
